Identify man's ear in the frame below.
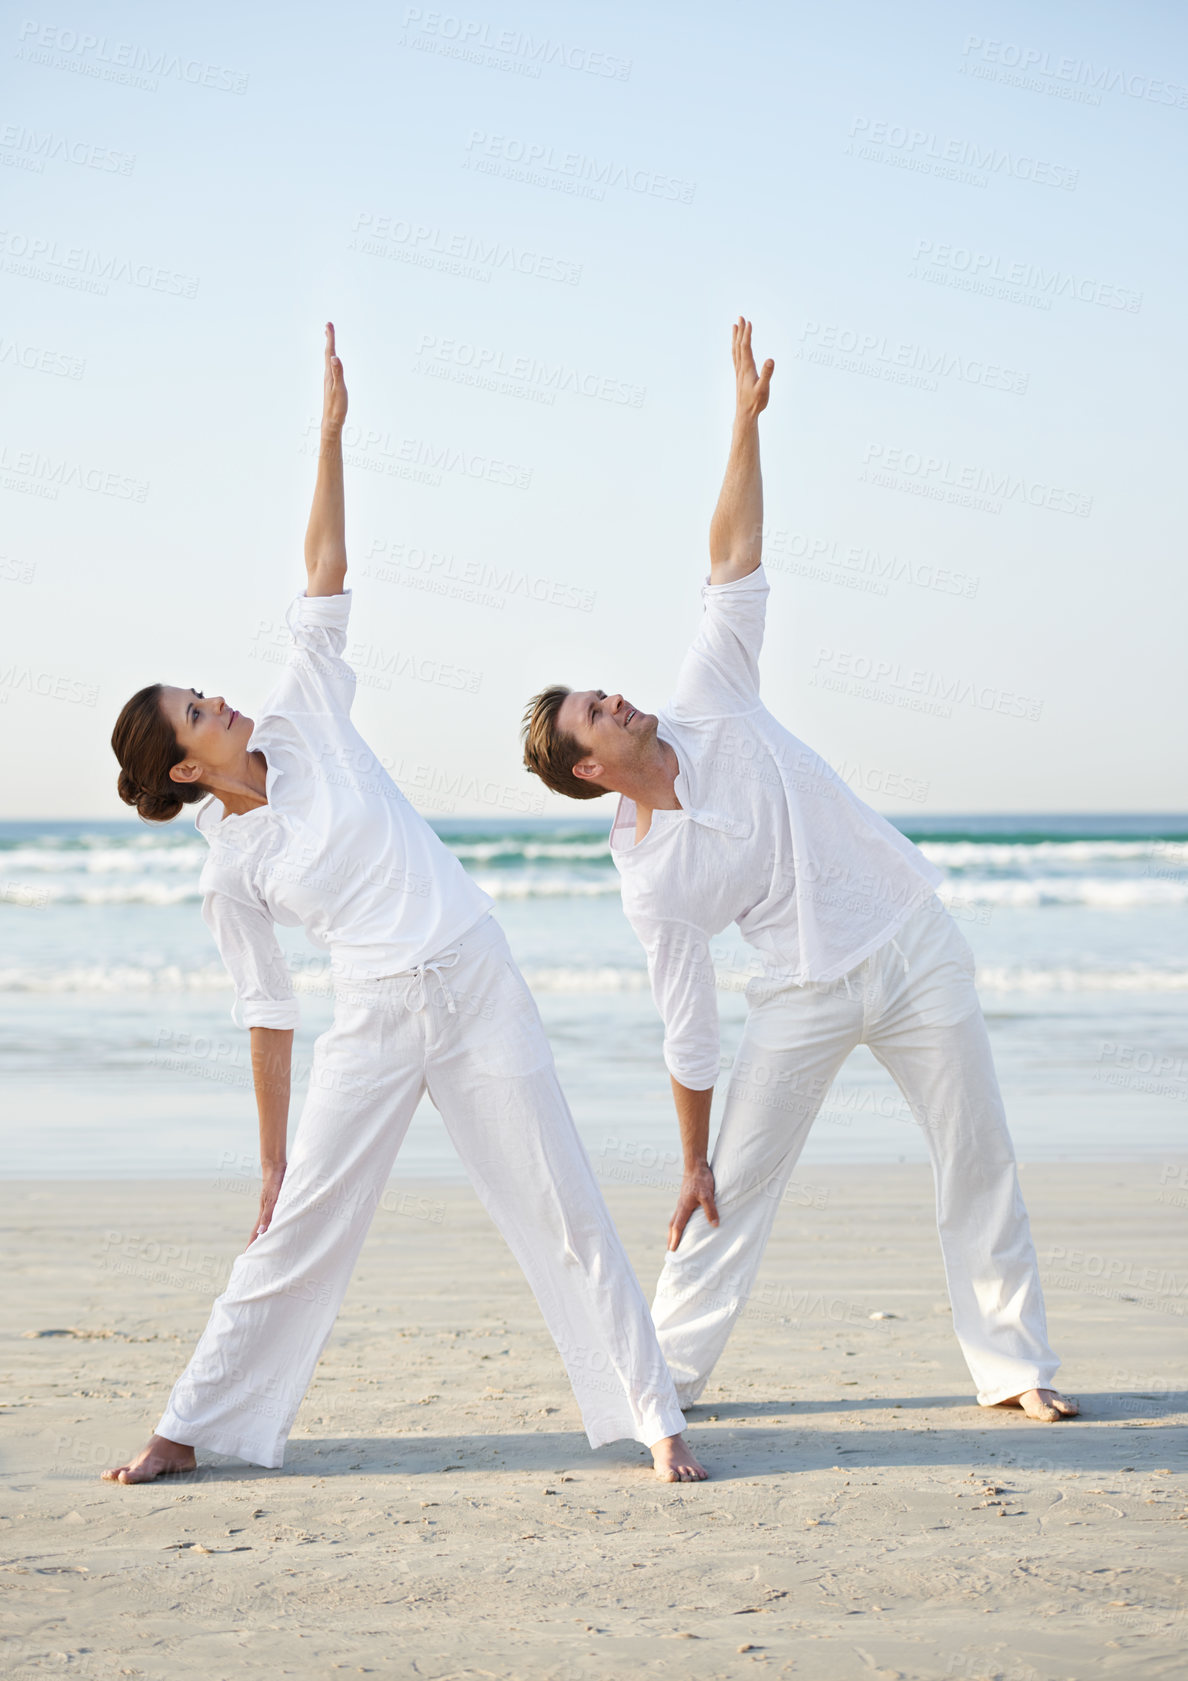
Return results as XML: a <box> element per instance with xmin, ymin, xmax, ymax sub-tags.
<box><xmin>169</xmin><ymin>759</ymin><xmax>204</xmax><ymax>786</ymax></box>
<box><xmin>572</xmin><ymin>757</ymin><xmax>604</xmax><ymax>783</ymax></box>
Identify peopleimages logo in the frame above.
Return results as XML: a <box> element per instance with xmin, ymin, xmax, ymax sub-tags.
<box><xmin>399</xmin><ymin>9</ymin><xmax>631</xmax><ymax>80</ymax></box>
<box><xmin>413</xmin><ymin>333</ymin><xmax>645</xmax><ymax>408</ymax></box>
<box><xmin>464</xmin><ymin>130</ymin><xmax>696</xmax><ymax>203</ymax></box>
<box><xmin>0</xmin><ymin>441</ymin><xmax>148</xmax><ymax>502</ymax></box>
<box><xmin>0</xmin><ymin>227</ymin><xmax>199</xmax><ymax>298</ymax></box>
<box><xmin>847</xmin><ymin>115</ymin><xmax>1079</xmax><ymax>191</ymax></box>
<box><xmin>910</xmin><ymin>239</ymin><xmax>1141</xmax><ymax>313</ymax></box>
<box><xmin>958</xmin><ymin>34</ymin><xmax>1188</xmax><ymax>110</ymax></box>
<box><xmin>860</xmin><ymin>442</ymin><xmax>1092</xmax><ymax>518</ymax></box>
<box><xmin>0</xmin><ymin>335</ymin><xmax>85</xmax><ymax>379</ymax></box>
<box><xmin>350</xmin><ymin>213</ymin><xmax>582</xmax><ymax>286</ymax></box>
<box><xmin>14</xmin><ymin>20</ymin><xmax>249</xmax><ymax>93</ymax></box>
<box><xmin>364</xmin><ymin>535</ymin><xmax>596</xmax><ymax>613</ymax></box>
<box><xmin>810</xmin><ymin>647</ymin><xmax>1044</xmax><ymax>723</ymax></box>
<box><xmin>300</xmin><ymin>420</ymin><xmax>532</xmax><ymax>491</ymax></box>
<box><xmin>0</xmin><ymin>122</ymin><xmax>136</xmax><ymax>175</ymax></box>
<box><xmin>798</xmin><ymin>321</ymin><xmax>1027</xmax><ymax>397</ymax></box>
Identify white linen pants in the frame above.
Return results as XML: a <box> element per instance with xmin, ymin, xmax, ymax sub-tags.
<box><xmin>652</xmin><ymin>894</ymin><xmax>1060</xmax><ymax>1408</ymax></box>
<box><xmin>156</xmin><ymin>913</ymin><xmax>686</xmax><ymax>1468</ymax></box>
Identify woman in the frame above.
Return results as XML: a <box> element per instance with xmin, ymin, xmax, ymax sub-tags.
<box><xmin>103</xmin><ymin>325</ymin><xmax>706</xmax><ymax>1484</ymax></box>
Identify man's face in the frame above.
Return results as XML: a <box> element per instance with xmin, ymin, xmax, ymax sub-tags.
<box><xmin>159</xmin><ymin>685</ymin><xmax>255</xmax><ymax>788</ymax></box>
<box><xmin>556</xmin><ymin>688</ymin><xmax>658</xmax><ymax>790</ymax></box>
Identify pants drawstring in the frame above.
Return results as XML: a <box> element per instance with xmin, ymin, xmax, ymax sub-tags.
<box><xmin>888</xmin><ymin>934</ymin><xmax>910</xmax><ymax>977</ymax></box>
<box><xmin>401</xmin><ymin>947</ymin><xmax>462</xmax><ymax>1014</ymax></box>
<box><xmin>841</xmin><ymin>971</ymin><xmax>856</xmax><ymax>1001</ymax></box>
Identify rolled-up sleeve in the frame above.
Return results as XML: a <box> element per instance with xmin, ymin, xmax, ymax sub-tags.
<box><xmin>201</xmin><ymin>888</ymin><xmax>300</xmax><ymax>1030</ymax></box>
<box><xmin>281</xmin><ymin>588</ymin><xmax>357</xmax><ymax>719</ymax></box>
<box><xmin>637</xmin><ymin>915</ymin><xmax>722</xmax><ymax>1092</ymax></box>
<box><xmin>671</xmin><ymin>565</ymin><xmax>770</xmax><ymax>718</ymax></box>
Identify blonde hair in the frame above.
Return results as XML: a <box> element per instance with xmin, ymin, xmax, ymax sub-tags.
<box><xmin>520</xmin><ymin>685</ymin><xmax>607</xmax><ymax>801</ymax></box>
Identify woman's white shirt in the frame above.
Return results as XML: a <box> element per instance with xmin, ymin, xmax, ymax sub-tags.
<box><xmin>194</xmin><ymin>588</ymin><xmax>493</xmax><ymax>1029</ymax></box>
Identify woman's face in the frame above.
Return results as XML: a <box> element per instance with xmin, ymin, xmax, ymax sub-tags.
<box><xmin>159</xmin><ymin>686</ymin><xmax>255</xmax><ymax>786</ymax></box>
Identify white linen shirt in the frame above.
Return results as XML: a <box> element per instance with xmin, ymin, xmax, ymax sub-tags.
<box><xmin>609</xmin><ymin>564</ymin><xmax>943</xmax><ymax>1090</ymax></box>
<box><xmin>194</xmin><ymin>588</ymin><xmax>493</xmax><ymax>1029</ymax></box>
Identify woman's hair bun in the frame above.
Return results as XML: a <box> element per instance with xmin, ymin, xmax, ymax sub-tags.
<box><xmin>117</xmin><ymin>764</ymin><xmax>184</xmax><ymax>823</ymax></box>
<box><xmin>112</xmin><ymin>685</ymin><xmax>206</xmax><ymax>825</ymax></box>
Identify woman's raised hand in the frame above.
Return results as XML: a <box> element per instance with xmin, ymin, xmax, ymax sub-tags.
<box><xmin>322</xmin><ymin>321</ymin><xmax>348</xmax><ymax>432</ymax></box>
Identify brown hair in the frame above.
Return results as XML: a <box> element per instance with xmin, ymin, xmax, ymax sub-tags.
<box><xmin>520</xmin><ymin>684</ymin><xmax>607</xmax><ymax>801</ymax></box>
<box><xmin>111</xmin><ymin>684</ymin><xmax>206</xmax><ymax>824</ymax></box>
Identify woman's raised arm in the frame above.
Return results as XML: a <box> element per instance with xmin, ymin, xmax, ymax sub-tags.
<box><xmin>304</xmin><ymin>322</ymin><xmax>348</xmax><ymax>598</ymax></box>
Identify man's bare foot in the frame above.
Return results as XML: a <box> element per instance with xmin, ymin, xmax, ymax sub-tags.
<box><xmin>651</xmin><ymin>1432</ymin><xmax>708</xmax><ymax>1482</ymax></box>
<box><xmin>996</xmin><ymin>1388</ymin><xmax>1079</xmax><ymax>1422</ymax></box>
<box><xmin>101</xmin><ymin>1433</ymin><xmax>197</xmax><ymax>1484</ymax></box>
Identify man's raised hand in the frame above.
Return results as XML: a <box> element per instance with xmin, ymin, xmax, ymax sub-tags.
<box><xmin>732</xmin><ymin>316</ymin><xmax>774</xmax><ymax>420</ymax></box>
<box><xmin>322</xmin><ymin>321</ymin><xmax>348</xmax><ymax>432</ymax></box>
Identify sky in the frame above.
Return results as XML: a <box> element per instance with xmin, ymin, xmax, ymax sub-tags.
<box><xmin>2</xmin><ymin>0</ymin><xmax>1185</xmax><ymax>819</ymax></box>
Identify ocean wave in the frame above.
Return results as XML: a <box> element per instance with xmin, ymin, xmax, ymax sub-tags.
<box><xmin>470</xmin><ymin>874</ymin><xmax>621</xmax><ymax>900</ymax></box>
<box><xmin>520</xmin><ymin>966</ymin><xmax>651</xmax><ymax>993</ymax></box>
<box><xmin>2</xmin><ymin>961</ymin><xmax>1186</xmax><ymax>996</ymax></box>
<box><xmin>0</xmin><ymin>964</ymin><xmax>235</xmax><ymax>994</ymax></box>
<box><xmin>918</xmin><ymin>838</ymin><xmax>1187</xmax><ymax>866</ymax></box>
<box><xmin>449</xmin><ymin>839</ymin><xmax>611</xmax><ymax>862</ymax></box>
<box><xmin>935</xmin><ymin>877</ymin><xmax>1188</xmax><ymax>908</ymax></box>
<box><xmin>4</xmin><ymin>872</ymin><xmax>1185</xmax><ymax>910</ymax></box>
<box><xmin>0</xmin><ymin>875</ymin><xmax>624</xmax><ymax>906</ymax></box>
<box><xmin>0</xmin><ymin>843</ymin><xmax>209</xmax><ymax>874</ymax></box>
<box><xmin>974</xmin><ymin>966</ymin><xmax>1188</xmax><ymax>993</ymax></box>
<box><xmin>0</xmin><ymin>882</ymin><xmax>204</xmax><ymax>907</ymax></box>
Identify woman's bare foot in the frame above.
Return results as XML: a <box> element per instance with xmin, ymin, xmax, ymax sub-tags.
<box><xmin>651</xmin><ymin>1432</ymin><xmax>708</xmax><ymax>1481</ymax></box>
<box><xmin>996</xmin><ymin>1388</ymin><xmax>1079</xmax><ymax>1422</ymax></box>
<box><xmin>101</xmin><ymin>1433</ymin><xmax>197</xmax><ymax>1484</ymax></box>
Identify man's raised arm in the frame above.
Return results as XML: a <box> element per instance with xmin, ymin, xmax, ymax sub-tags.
<box><xmin>708</xmin><ymin>318</ymin><xmax>774</xmax><ymax>587</ymax></box>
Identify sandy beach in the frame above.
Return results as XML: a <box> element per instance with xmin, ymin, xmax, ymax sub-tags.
<box><xmin>4</xmin><ymin>1162</ymin><xmax>1185</xmax><ymax>1679</ymax></box>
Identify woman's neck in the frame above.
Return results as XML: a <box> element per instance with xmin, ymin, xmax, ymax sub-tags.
<box><xmin>212</xmin><ymin>749</ymin><xmax>269</xmax><ymax>818</ymax></box>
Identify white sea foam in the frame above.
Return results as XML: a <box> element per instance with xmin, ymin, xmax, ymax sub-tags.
<box><xmin>2</xmin><ymin>962</ymin><xmax>1185</xmax><ymax>996</ymax></box>
<box><xmin>936</xmin><ymin>877</ymin><xmax>1188</xmax><ymax>908</ymax></box>
<box><xmin>449</xmin><ymin>839</ymin><xmax>611</xmax><ymax>862</ymax></box>
<box><xmin>470</xmin><ymin>874</ymin><xmax>621</xmax><ymax>899</ymax></box>
<box><xmin>974</xmin><ymin>966</ymin><xmax>1188</xmax><ymax>993</ymax></box>
<box><xmin>919</xmin><ymin>839</ymin><xmax>1188</xmax><ymax>868</ymax></box>
<box><xmin>1</xmin><ymin>843</ymin><xmax>208</xmax><ymax>873</ymax></box>
<box><xmin>0</xmin><ymin>964</ymin><xmax>233</xmax><ymax>994</ymax></box>
<box><xmin>4</xmin><ymin>872</ymin><xmax>1185</xmax><ymax>908</ymax></box>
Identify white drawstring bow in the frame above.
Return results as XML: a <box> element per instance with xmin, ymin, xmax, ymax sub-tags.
<box><xmin>400</xmin><ymin>948</ymin><xmax>461</xmax><ymax>1014</ymax></box>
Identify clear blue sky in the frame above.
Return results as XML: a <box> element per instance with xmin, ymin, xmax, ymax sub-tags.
<box><xmin>2</xmin><ymin>0</ymin><xmax>1184</xmax><ymax>817</ymax></box>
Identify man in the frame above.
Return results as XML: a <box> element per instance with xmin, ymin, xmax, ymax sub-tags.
<box><xmin>520</xmin><ymin>318</ymin><xmax>1077</xmax><ymax>1425</ymax></box>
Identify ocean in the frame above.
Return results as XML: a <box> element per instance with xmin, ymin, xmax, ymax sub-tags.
<box><xmin>2</xmin><ymin>814</ymin><xmax>1185</xmax><ymax>1181</ymax></box>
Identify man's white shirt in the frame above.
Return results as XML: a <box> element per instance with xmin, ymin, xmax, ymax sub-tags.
<box><xmin>608</xmin><ymin>564</ymin><xmax>944</xmax><ymax>1090</ymax></box>
<box><xmin>193</xmin><ymin>589</ymin><xmax>493</xmax><ymax>1030</ymax></box>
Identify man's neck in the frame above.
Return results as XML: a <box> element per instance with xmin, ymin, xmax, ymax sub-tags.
<box><xmin>618</xmin><ymin>737</ymin><xmax>681</xmax><ymax>844</ymax></box>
